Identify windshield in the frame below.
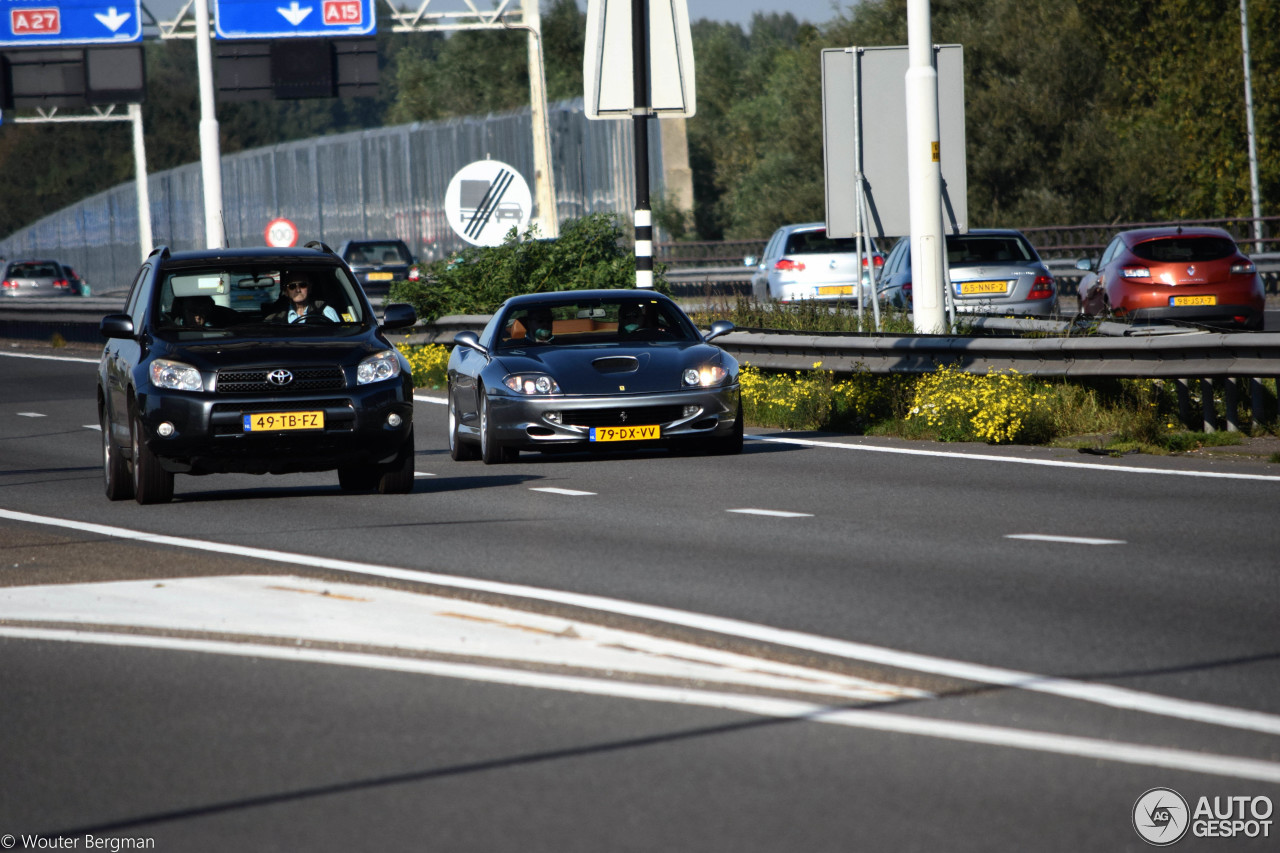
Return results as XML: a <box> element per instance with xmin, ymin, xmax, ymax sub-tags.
<box><xmin>495</xmin><ymin>297</ymin><xmax>696</xmax><ymax>349</ymax></box>
<box><xmin>944</xmin><ymin>235</ymin><xmax>1036</xmax><ymax>264</ymax></box>
<box><xmin>344</xmin><ymin>242</ymin><xmax>410</xmax><ymax>265</ymax></box>
<box><xmin>1131</xmin><ymin>236</ymin><xmax>1237</xmax><ymax>263</ymax></box>
<box><xmin>154</xmin><ymin>264</ymin><xmax>365</xmax><ymax>336</ymax></box>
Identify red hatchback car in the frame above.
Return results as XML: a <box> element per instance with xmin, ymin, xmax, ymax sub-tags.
<box><xmin>1075</xmin><ymin>227</ymin><xmax>1265</xmax><ymax>330</ymax></box>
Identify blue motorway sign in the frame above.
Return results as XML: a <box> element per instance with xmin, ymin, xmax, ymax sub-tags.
<box><xmin>0</xmin><ymin>0</ymin><xmax>142</xmax><ymax>46</ymax></box>
<box><xmin>214</xmin><ymin>0</ymin><xmax>375</xmax><ymax>39</ymax></box>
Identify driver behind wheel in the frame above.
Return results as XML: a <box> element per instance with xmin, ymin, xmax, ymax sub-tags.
<box><xmin>269</xmin><ymin>271</ymin><xmax>339</xmax><ymax>324</ymax></box>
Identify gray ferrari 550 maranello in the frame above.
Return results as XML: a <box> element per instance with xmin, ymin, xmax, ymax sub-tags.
<box><xmin>446</xmin><ymin>289</ymin><xmax>743</xmax><ymax>463</ymax></box>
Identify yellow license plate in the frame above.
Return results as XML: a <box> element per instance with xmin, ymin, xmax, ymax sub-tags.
<box><xmin>243</xmin><ymin>411</ymin><xmax>324</xmax><ymax>432</ymax></box>
<box><xmin>958</xmin><ymin>281</ymin><xmax>1008</xmax><ymax>295</ymax></box>
<box><xmin>817</xmin><ymin>285</ymin><xmax>855</xmax><ymax>296</ymax></box>
<box><xmin>367</xmin><ymin>272</ymin><xmax>394</xmax><ymax>281</ymax></box>
<box><xmin>590</xmin><ymin>425</ymin><xmax>660</xmax><ymax>442</ymax></box>
<box><xmin>1172</xmin><ymin>295</ymin><xmax>1216</xmax><ymax>306</ymax></box>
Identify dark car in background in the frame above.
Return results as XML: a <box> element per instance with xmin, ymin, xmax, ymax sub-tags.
<box><xmin>446</xmin><ymin>290</ymin><xmax>742</xmax><ymax>463</ymax></box>
<box><xmin>877</xmin><ymin>229</ymin><xmax>1059</xmax><ymax>317</ymax></box>
<box><xmin>98</xmin><ymin>242</ymin><xmax>418</xmax><ymax>504</ymax></box>
<box><xmin>1075</xmin><ymin>226</ymin><xmax>1264</xmax><ymax>330</ymax></box>
<box><xmin>2</xmin><ymin>259</ymin><xmax>76</xmax><ymax>297</ymax></box>
<box><xmin>337</xmin><ymin>239</ymin><xmax>417</xmax><ymax>296</ymax></box>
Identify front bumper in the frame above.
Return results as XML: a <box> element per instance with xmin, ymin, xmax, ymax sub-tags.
<box><xmin>135</xmin><ymin>380</ymin><xmax>413</xmax><ymax>475</ymax></box>
<box><xmin>484</xmin><ymin>385</ymin><xmax>741</xmax><ymax>449</ymax></box>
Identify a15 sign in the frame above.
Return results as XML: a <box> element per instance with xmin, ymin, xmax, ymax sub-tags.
<box><xmin>1</xmin><ymin>0</ymin><xmax>142</xmax><ymax>46</ymax></box>
<box><xmin>214</xmin><ymin>0</ymin><xmax>375</xmax><ymax>39</ymax></box>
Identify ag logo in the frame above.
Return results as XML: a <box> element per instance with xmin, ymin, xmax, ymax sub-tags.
<box><xmin>1133</xmin><ymin>787</ymin><xmax>1190</xmax><ymax>846</ymax></box>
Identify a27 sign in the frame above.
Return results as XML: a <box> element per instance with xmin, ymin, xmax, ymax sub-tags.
<box><xmin>0</xmin><ymin>0</ymin><xmax>142</xmax><ymax>45</ymax></box>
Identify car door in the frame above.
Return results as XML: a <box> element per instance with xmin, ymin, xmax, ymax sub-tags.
<box><xmin>103</xmin><ymin>264</ymin><xmax>151</xmax><ymax>443</ymax></box>
<box><xmin>1082</xmin><ymin>237</ymin><xmax>1122</xmax><ymax>314</ymax></box>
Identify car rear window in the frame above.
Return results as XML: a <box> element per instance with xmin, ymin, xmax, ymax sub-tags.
<box><xmin>344</xmin><ymin>242</ymin><xmax>410</xmax><ymax>264</ymax></box>
<box><xmin>783</xmin><ymin>232</ymin><xmax>860</xmax><ymax>255</ymax></box>
<box><xmin>8</xmin><ymin>263</ymin><xmax>60</xmax><ymax>277</ymax></box>
<box><xmin>1130</xmin><ymin>237</ymin><xmax>1238</xmax><ymax>263</ymax></box>
<box><xmin>944</xmin><ymin>236</ymin><xmax>1034</xmax><ymax>264</ymax></box>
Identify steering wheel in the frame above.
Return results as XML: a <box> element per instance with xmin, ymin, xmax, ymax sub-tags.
<box><xmin>295</xmin><ymin>311</ymin><xmax>336</xmax><ymax>324</ymax></box>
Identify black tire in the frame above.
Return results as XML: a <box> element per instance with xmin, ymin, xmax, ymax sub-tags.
<box><xmin>338</xmin><ymin>466</ymin><xmax>379</xmax><ymax>492</ymax></box>
<box><xmin>131</xmin><ymin>406</ymin><xmax>174</xmax><ymax>505</ymax></box>
<box><xmin>448</xmin><ymin>389</ymin><xmax>479</xmax><ymax>461</ymax></box>
<box><xmin>102</xmin><ymin>404</ymin><xmax>132</xmax><ymax>501</ymax></box>
<box><xmin>479</xmin><ymin>388</ymin><xmax>516</xmax><ymax>465</ymax></box>
<box><xmin>378</xmin><ymin>428</ymin><xmax>416</xmax><ymax>494</ymax></box>
<box><xmin>707</xmin><ymin>399</ymin><xmax>745</xmax><ymax>455</ymax></box>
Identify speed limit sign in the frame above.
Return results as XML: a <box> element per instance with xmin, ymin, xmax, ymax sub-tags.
<box><xmin>264</xmin><ymin>218</ymin><xmax>299</xmax><ymax>248</ymax></box>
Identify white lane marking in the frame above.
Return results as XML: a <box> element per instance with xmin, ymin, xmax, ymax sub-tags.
<box><xmin>3</xmin><ymin>508</ymin><xmax>1279</xmax><ymax>739</ymax></box>
<box><xmin>745</xmin><ymin>435</ymin><xmax>1280</xmax><ymax>483</ymax></box>
<box><xmin>1006</xmin><ymin>534</ymin><xmax>1127</xmax><ymax>546</ymax></box>
<box><xmin>3</xmin><ymin>625</ymin><xmax>1278</xmax><ymax>783</ymax></box>
<box><xmin>0</xmin><ymin>575</ymin><xmax>922</xmax><ymax>703</ymax></box>
<box><xmin>84</xmin><ymin>425</ymin><xmax>102</xmax><ymax>431</ymax></box>
<box><xmin>727</xmin><ymin>508</ymin><xmax>813</xmax><ymax>518</ymax></box>
<box><xmin>413</xmin><ymin>472</ymin><xmax>436</xmax><ymax>478</ymax></box>
<box><xmin>414</xmin><ymin>394</ymin><xmax>447</xmax><ymax>405</ymax></box>
<box><xmin>17</xmin><ymin>412</ymin><xmax>46</xmax><ymax>418</ymax></box>
<box><xmin>531</xmin><ymin>487</ymin><xmax>596</xmax><ymax>496</ymax></box>
<box><xmin>0</xmin><ymin>351</ymin><xmax>98</xmax><ymax>365</ymax></box>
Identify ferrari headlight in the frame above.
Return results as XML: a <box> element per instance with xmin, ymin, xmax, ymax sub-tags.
<box><xmin>683</xmin><ymin>365</ymin><xmax>728</xmax><ymax>387</ymax></box>
<box><xmin>504</xmin><ymin>374</ymin><xmax>561</xmax><ymax>395</ymax></box>
<box><xmin>358</xmin><ymin>350</ymin><xmax>402</xmax><ymax>385</ymax></box>
<box><xmin>150</xmin><ymin>358</ymin><xmax>202</xmax><ymax>392</ymax></box>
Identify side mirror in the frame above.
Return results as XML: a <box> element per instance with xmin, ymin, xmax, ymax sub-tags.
<box><xmin>1075</xmin><ymin>258</ymin><xmax>1094</xmax><ymax>272</ymax></box>
<box><xmin>704</xmin><ymin>320</ymin><xmax>735</xmax><ymax>343</ymax></box>
<box><xmin>99</xmin><ymin>314</ymin><xmax>134</xmax><ymax>340</ymax></box>
<box><xmin>454</xmin><ymin>330</ymin><xmax>489</xmax><ymax>357</ymax></box>
<box><xmin>381</xmin><ymin>303</ymin><xmax>417</xmax><ymax>330</ymax></box>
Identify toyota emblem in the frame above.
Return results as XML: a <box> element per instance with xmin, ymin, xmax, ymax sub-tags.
<box><xmin>267</xmin><ymin>369</ymin><xmax>294</xmax><ymax>386</ymax></box>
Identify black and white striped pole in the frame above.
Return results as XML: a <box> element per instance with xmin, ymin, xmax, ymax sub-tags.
<box><xmin>631</xmin><ymin>0</ymin><xmax>653</xmax><ymax>288</ymax></box>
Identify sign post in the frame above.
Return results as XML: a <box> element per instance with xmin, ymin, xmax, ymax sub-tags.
<box><xmin>584</xmin><ymin>0</ymin><xmax>694</xmax><ymax>288</ymax></box>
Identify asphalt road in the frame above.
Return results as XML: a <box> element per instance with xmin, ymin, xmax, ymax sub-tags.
<box><xmin>1</xmin><ymin>347</ymin><xmax>1278</xmax><ymax>851</ymax></box>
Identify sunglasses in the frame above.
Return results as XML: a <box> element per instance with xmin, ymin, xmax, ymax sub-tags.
<box><xmin>284</xmin><ymin>281</ymin><xmax>309</xmax><ymax>290</ymax></box>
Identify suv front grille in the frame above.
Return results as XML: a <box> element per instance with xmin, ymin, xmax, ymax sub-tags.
<box><xmin>562</xmin><ymin>405</ymin><xmax>686</xmax><ymax>428</ymax></box>
<box><xmin>216</xmin><ymin>366</ymin><xmax>346</xmax><ymax>394</ymax></box>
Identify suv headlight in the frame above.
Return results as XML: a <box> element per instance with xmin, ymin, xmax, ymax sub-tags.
<box><xmin>151</xmin><ymin>358</ymin><xmax>202</xmax><ymax>391</ymax></box>
<box><xmin>503</xmin><ymin>374</ymin><xmax>561</xmax><ymax>395</ymax></box>
<box><xmin>683</xmin><ymin>366</ymin><xmax>728</xmax><ymax>387</ymax></box>
<box><xmin>358</xmin><ymin>350</ymin><xmax>402</xmax><ymax>385</ymax></box>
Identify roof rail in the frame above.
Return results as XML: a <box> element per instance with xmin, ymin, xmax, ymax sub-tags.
<box><xmin>304</xmin><ymin>240</ymin><xmax>336</xmax><ymax>256</ymax></box>
<box><xmin>147</xmin><ymin>245</ymin><xmax>171</xmax><ymax>260</ymax></box>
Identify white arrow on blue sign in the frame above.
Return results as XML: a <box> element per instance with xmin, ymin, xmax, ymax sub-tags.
<box><xmin>0</xmin><ymin>0</ymin><xmax>142</xmax><ymax>46</ymax></box>
<box><xmin>214</xmin><ymin>0</ymin><xmax>376</xmax><ymax>39</ymax></box>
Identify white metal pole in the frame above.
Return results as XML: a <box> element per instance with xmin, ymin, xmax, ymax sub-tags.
<box><xmin>905</xmin><ymin>0</ymin><xmax>946</xmax><ymax>334</ymax></box>
<box><xmin>522</xmin><ymin>0</ymin><xmax>559</xmax><ymax>239</ymax></box>
<box><xmin>130</xmin><ymin>104</ymin><xmax>153</xmax><ymax>259</ymax></box>
<box><xmin>1240</xmin><ymin>0</ymin><xmax>1263</xmax><ymax>254</ymax></box>
<box><xmin>194</xmin><ymin>0</ymin><xmax>225</xmax><ymax>248</ymax></box>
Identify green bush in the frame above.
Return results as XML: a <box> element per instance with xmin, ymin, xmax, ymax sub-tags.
<box><xmin>388</xmin><ymin>213</ymin><xmax>667</xmax><ymax>323</ymax></box>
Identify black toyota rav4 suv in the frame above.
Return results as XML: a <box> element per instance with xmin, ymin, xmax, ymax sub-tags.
<box><xmin>98</xmin><ymin>242</ymin><xmax>418</xmax><ymax>504</ymax></box>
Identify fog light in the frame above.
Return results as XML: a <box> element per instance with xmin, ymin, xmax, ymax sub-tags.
<box><xmin>545</xmin><ymin>411</ymin><xmax>562</xmax><ymax>424</ymax></box>
<box><xmin>387</xmin><ymin>413</ymin><xmax>402</xmax><ymax>428</ymax></box>
<box><xmin>683</xmin><ymin>405</ymin><xmax>699</xmax><ymax>417</ymax></box>
<box><xmin>157</xmin><ymin>422</ymin><xmax>175</xmax><ymax>437</ymax></box>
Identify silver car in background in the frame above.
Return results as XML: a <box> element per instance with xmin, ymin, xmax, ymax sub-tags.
<box><xmin>748</xmin><ymin>222</ymin><xmax>882</xmax><ymax>305</ymax></box>
<box><xmin>1</xmin><ymin>259</ymin><xmax>75</xmax><ymax>297</ymax></box>
<box><xmin>876</xmin><ymin>229</ymin><xmax>1059</xmax><ymax>317</ymax></box>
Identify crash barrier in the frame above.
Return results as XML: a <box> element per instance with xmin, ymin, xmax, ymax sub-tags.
<box><xmin>4</xmin><ymin>304</ymin><xmax>1276</xmax><ymax>434</ymax></box>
